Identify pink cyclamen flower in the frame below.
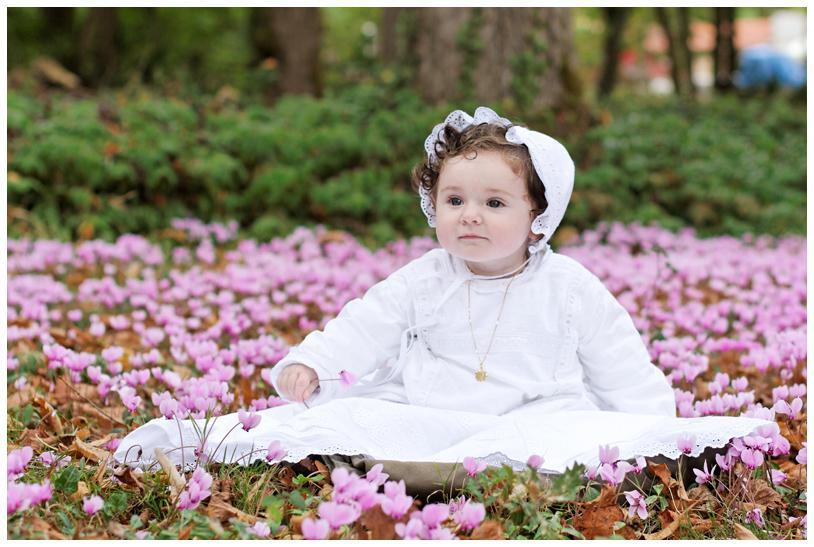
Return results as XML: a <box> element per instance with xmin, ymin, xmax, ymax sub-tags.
<box><xmin>317</xmin><ymin>501</ymin><xmax>359</xmax><ymax>530</ymax></box>
<box><xmin>740</xmin><ymin>448</ymin><xmax>765</xmax><ymax>470</ymax></box>
<box><xmin>7</xmin><ymin>480</ymin><xmax>52</xmax><ymax>514</ymax></box>
<box><xmin>676</xmin><ymin>434</ymin><xmax>696</xmax><ymax>455</ymax></box>
<box><xmin>301</xmin><ymin>517</ymin><xmax>330</xmax><ymax>540</ymax></box>
<box><xmin>8</xmin><ymin>446</ymin><xmax>34</xmax><ymax>477</ymax></box>
<box><xmin>770</xmin><ymin>469</ymin><xmax>787</xmax><ymax>486</ymax></box>
<box><xmin>795</xmin><ymin>442</ymin><xmax>806</xmax><ymax>465</ymax></box>
<box><xmin>395</xmin><ymin>516</ymin><xmax>426</xmax><ymax>540</ymax></box>
<box><xmin>598</xmin><ymin>463</ymin><xmax>627</xmax><ymax>486</ymax></box>
<box><xmin>692</xmin><ymin>460</ymin><xmax>716</xmax><ymax>485</ymax></box>
<box><xmin>774</xmin><ymin>398</ymin><xmax>804</xmax><ymax>420</ymax></box>
<box><xmin>118</xmin><ymin>387</ymin><xmax>142</xmax><ymax>413</ymax></box>
<box><xmin>452</xmin><ymin>500</ymin><xmax>486</xmax><ymax>531</ymax></box>
<box><xmin>83</xmin><ymin>495</ymin><xmax>104</xmax><ymax>516</ymax></box>
<box><xmin>632</xmin><ymin>456</ymin><xmax>647</xmax><ymax>474</ymax></box>
<box><xmin>624</xmin><ymin>490</ymin><xmax>648</xmax><ymax>520</ymax></box>
<box><xmin>237</xmin><ymin>409</ymin><xmax>261</xmax><ymax>432</ymax></box>
<box><xmin>715</xmin><ymin>451</ymin><xmax>734</xmax><ymax>471</ymax></box>
<box><xmin>746</xmin><ymin>507</ymin><xmax>765</xmax><ymax>527</ymax></box>
<box><xmin>266</xmin><ymin>440</ymin><xmax>286</xmax><ymax>463</ymax></box>
<box><xmin>365</xmin><ymin>463</ymin><xmax>389</xmax><ymax>487</ymax></box>
<box><xmin>527</xmin><ymin>454</ymin><xmax>544</xmax><ymax>469</ymax></box>
<box><xmin>420</xmin><ymin>503</ymin><xmax>449</xmax><ymax>528</ymax></box>
<box><xmin>250</xmin><ymin>520</ymin><xmax>271</xmax><ymax>538</ymax></box>
<box><xmin>338</xmin><ymin>370</ymin><xmax>358</xmax><ymax>387</ymax></box>
<box><xmin>598</xmin><ymin>444</ymin><xmax>620</xmax><ymax>465</ymax></box>
<box><xmin>463</xmin><ymin>456</ymin><xmax>487</xmax><ymax>477</ymax></box>
<box><xmin>584</xmin><ymin>464</ymin><xmax>600</xmax><ymax>481</ymax></box>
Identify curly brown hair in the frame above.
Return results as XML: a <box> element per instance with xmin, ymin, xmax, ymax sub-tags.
<box><xmin>410</xmin><ymin>123</ymin><xmax>548</xmax><ymax>218</ymax></box>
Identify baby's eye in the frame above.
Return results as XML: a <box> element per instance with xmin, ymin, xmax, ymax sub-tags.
<box><xmin>487</xmin><ymin>199</ymin><xmax>504</xmax><ymax>208</ymax></box>
<box><xmin>447</xmin><ymin>197</ymin><xmax>463</xmax><ymax>206</ymax></box>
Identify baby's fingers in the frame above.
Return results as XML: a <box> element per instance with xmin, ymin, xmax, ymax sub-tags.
<box><xmin>294</xmin><ymin>372</ymin><xmax>319</xmax><ymax>403</ymax></box>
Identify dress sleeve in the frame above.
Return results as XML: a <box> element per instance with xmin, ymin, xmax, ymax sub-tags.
<box><xmin>575</xmin><ymin>272</ymin><xmax>676</xmax><ymax>416</ymax></box>
<box><xmin>267</xmin><ymin>268</ymin><xmax>411</xmax><ymax>405</ymax></box>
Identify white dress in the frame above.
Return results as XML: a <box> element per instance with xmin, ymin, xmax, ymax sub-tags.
<box><xmin>115</xmin><ymin>246</ymin><xmax>773</xmax><ymax>473</ymax></box>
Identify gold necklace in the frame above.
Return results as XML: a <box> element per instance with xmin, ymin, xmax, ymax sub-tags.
<box><xmin>466</xmin><ymin>271</ymin><xmax>520</xmax><ymax>382</ymax></box>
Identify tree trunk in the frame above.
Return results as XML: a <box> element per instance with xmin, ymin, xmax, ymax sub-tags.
<box><xmin>654</xmin><ymin>7</ymin><xmax>692</xmax><ymax>97</ymax></box>
<box><xmin>597</xmin><ymin>7</ymin><xmax>631</xmax><ymax>99</ymax></box>
<box><xmin>413</xmin><ymin>7</ymin><xmax>580</xmax><ymax>110</ymax></box>
<box><xmin>40</xmin><ymin>7</ymin><xmax>77</xmax><ymax>70</ymax></box>
<box><xmin>676</xmin><ymin>7</ymin><xmax>695</xmax><ymax>97</ymax></box>
<box><xmin>78</xmin><ymin>7</ymin><xmax>119</xmax><ymax>87</ymax></box>
<box><xmin>250</xmin><ymin>7</ymin><xmax>321</xmax><ymax>101</ymax></box>
<box><xmin>378</xmin><ymin>7</ymin><xmax>402</xmax><ymax>65</ymax></box>
<box><xmin>713</xmin><ymin>7</ymin><xmax>736</xmax><ymax>90</ymax></box>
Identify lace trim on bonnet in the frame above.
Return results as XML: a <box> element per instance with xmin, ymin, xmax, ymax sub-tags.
<box><xmin>420</xmin><ymin>107</ymin><xmax>575</xmax><ymax>254</ymax></box>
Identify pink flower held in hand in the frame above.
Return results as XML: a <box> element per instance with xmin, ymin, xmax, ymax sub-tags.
<box><xmin>238</xmin><ymin>409</ymin><xmax>261</xmax><ymax>432</ymax></box>
<box><xmin>266</xmin><ymin>440</ymin><xmax>286</xmax><ymax>463</ymax></box>
<box><xmin>83</xmin><ymin>495</ymin><xmax>104</xmax><ymax>515</ymax></box>
<box><xmin>527</xmin><ymin>454</ymin><xmax>544</xmax><ymax>469</ymax></box>
<box><xmin>676</xmin><ymin>434</ymin><xmax>696</xmax><ymax>455</ymax></box>
<box><xmin>338</xmin><ymin>370</ymin><xmax>358</xmax><ymax>387</ymax></box>
<box><xmin>463</xmin><ymin>456</ymin><xmax>487</xmax><ymax>477</ymax></box>
<box><xmin>317</xmin><ymin>501</ymin><xmax>359</xmax><ymax>530</ymax></box>
<box><xmin>301</xmin><ymin>517</ymin><xmax>330</xmax><ymax>540</ymax></box>
<box><xmin>624</xmin><ymin>490</ymin><xmax>648</xmax><ymax>520</ymax></box>
<box><xmin>598</xmin><ymin>444</ymin><xmax>620</xmax><ymax>465</ymax></box>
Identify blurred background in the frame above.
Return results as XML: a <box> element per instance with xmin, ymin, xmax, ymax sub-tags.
<box><xmin>7</xmin><ymin>6</ymin><xmax>807</xmax><ymax>247</ymax></box>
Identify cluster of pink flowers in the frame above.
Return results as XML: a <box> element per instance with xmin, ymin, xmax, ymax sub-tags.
<box><xmin>585</xmin><ymin>444</ymin><xmax>646</xmax><ymax>486</ymax></box>
<box><xmin>177</xmin><ymin>466</ymin><xmax>213</xmax><ymax>510</ymax></box>
<box><xmin>7</xmin><ymin>447</ymin><xmax>52</xmax><ymax>514</ymax></box>
<box><xmin>297</xmin><ymin>464</ymin><xmax>485</xmax><ymax>539</ymax></box>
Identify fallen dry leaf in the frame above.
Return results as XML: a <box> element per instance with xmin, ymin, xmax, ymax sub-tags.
<box><xmin>746</xmin><ymin>478</ymin><xmax>785</xmax><ymax>511</ymax></box>
<box><xmin>112</xmin><ymin>465</ymin><xmax>145</xmax><ymax>491</ymax></box>
<box><xmin>69</xmin><ymin>438</ymin><xmax>110</xmax><ymax>464</ymax></box>
<box><xmin>25</xmin><ymin>516</ymin><xmax>67</xmax><ymax>540</ymax></box>
<box><xmin>8</xmin><ymin>386</ymin><xmax>34</xmax><ymax>409</ymax></box>
<box><xmin>32</xmin><ymin>393</ymin><xmax>64</xmax><ymax>435</ymax></box>
<box><xmin>573</xmin><ymin>504</ymin><xmax>631</xmax><ymax>539</ymax></box>
<box><xmin>358</xmin><ymin>505</ymin><xmax>398</xmax><ymax>540</ymax></box>
<box><xmin>206</xmin><ymin>493</ymin><xmax>256</xmax><ymax>525</ymax></box>
<box><xmin>469</xmin><ymin>519</ymin><xmax>504</xmax><ymax>540</ymax></box>
<box><xmin>645</xmin><ymin>509</ymin><xmax>687</xmax><ymax>540</ymax></box>
<box><xmin>70</xmin><ymin>481</ymin><xmax>91</xmax><ymax>502</ymax></box>
<box><xmin>732</xmin><ymin>523</ymin><xmax>758</xmax><ymax>540</ymax></box>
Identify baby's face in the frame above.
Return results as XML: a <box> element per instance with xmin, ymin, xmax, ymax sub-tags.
<box><xmin>434</xmin><ymin>150</ymin><xmax>535</xmax><ymax>276</ymax></box>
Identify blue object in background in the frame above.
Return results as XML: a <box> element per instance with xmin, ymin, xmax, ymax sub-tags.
<box><xmin>734</xmin><ymin>45</ymin><xmax>807</xmax><ymax>89</ymax></box>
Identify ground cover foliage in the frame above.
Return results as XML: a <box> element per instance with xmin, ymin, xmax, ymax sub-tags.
<box><xmin>7</xmin><ymin>220</ymin><xmax>807</xmax><ymax>539</ymax></box>
<box><xmin>8</xmin><ymin>85</ymin><xmax>805</xmax><ymax>247</ymax></box>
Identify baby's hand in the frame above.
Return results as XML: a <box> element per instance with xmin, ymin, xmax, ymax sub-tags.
<box><xmin>277</xmin><ymin>364</ymin><xmax>319</xmax><ymax>403</ymax></box>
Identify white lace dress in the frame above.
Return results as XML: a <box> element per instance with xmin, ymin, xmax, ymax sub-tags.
<box><xmin>114</xmin><ymin>248</ymin><xmax>774</xmax><ymax>473</ymax></box>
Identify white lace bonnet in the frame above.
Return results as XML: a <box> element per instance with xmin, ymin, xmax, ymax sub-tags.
<box><xmin>419</xmin><ymin>106</ymin><xmax>575</xmax><ymax>254</ymax></box>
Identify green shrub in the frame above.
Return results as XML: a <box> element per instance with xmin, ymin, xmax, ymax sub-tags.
<box><xmin>7</xmin><ymin>86</ymin><xmax>805</xmax><ymax>246</ymax></box>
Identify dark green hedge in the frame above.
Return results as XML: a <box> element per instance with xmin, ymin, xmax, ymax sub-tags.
<box><xmin>8</xmin><ymin>86</ymin><xmax>805</xmax><ymax>245</ymax></box>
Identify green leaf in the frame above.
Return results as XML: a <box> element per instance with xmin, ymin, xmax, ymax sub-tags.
<box><xmin>53</xmin><ymin>465</ymin><xmax>82</xmax><ymax>494</ymax></box>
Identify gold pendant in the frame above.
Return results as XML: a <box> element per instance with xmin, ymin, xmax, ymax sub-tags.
<box><xmin>475</xmin><ymin>369</ymin><xmax>487</xmax><ymax>382</ymax></box>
